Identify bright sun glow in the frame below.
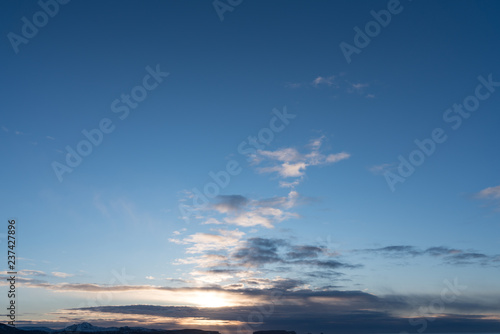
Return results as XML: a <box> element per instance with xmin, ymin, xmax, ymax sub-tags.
<box><xmin>192</xmin><ymin>292</ymin><xmax>231</xmax><ymax>308</ymax></box>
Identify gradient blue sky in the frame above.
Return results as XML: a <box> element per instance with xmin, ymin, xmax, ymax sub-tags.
<box><xmin>1</xmin><ymin>0</ymin><xmax>500</xmax><ymax>333</ymax></box>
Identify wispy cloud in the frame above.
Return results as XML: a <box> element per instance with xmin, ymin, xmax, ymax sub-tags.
<box><xmin>169</xmin><ymin>229</ymin><xmax>245</xmax><ymax>254</ymax></box>
<box><xmin>172</xmin><ymin>228</ymin><xmax>187</xmax><ymax>235</ymax></box>
<box><xmin>369</xmin><ymin>163</ymin><xmax>394</xmax><ymax>174</ymax></box>
<box><xmin>312</xmin><ymin>75</ymin><xmax>337</xmax><ymax>87</ymax></box>
<box><xmin>476</xmin><ymin>185</ymin><xmax>500</xmax><ymax>210</ymax></box>
<box><xmin>52</xmin><ymin>271</ymin><xmax>75</xmax><ymax>278</ymax></box>
<box><xmin>285</xmin><ymin>82</ymin><xmax>302</xmax><ymax>89</ymax></box>
<box><xmin>351</xmin><ymin>82</ymin><xmax>369</xmax><ymax>90</ymax></box>
<box><xmin>285</xmin><ymin>74</ymin><xmax>374</xmax><ymax>98</ymax></box>
<box><xmin>360</xmin><ymin>245</ymin><xmax>500</xmax><ymax>266</ymax></box>
<box><xmin>252</xmin><ymin>136</ymin><xmax>350</xmax><ymax>187</ymax></box>
<box><xmin>477</xmin><ymin>185</ymin><xmax>500</xmax><ymax>199</ymax></box>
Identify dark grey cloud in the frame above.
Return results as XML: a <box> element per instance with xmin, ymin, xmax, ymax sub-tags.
<box><xmin>286</xmin><ymin>245</ymin><xmax>325</xmax><ymax>259</ymax></box>
<box><xmin>232</xmin><ymin>237</ymin><xmax>358</xmax><ymax>271</ymax></box>
<box><xmin>424</xmin><ymin>246</ymin><xmax>461</xmax><ymax>256</ymax></box>
<box><xmin>233</xmin><ymin>238</ymin><xmax>288</xmax><ymax>265</ymax></box>
<box><xmin>72</xmin><ymin>289</ymin><xmax>500</xmax><ymax>334</ymax></box>
<box><xmin>443</xmin><ymin>252</ymin><xmax>492</xmax><ymax>265</ymax></box>
<box><xmin>212</xmin><ymin>195</ymin><xmax>249</xmax><ymax>212</ymax></box>
<box><xmin>212</xmin><ymin>193</ymin><xmax>301</xmax><ymax>213</ymax></box>
<box><xmin>304</xmin><ymin>270</ymin><xmax>345</xmax><ymax>280</ymax></box>
<box><xmin>360</xmin><ymin>245</ymin><xmax>500</xmax><ymax>267</ymax></box>
<box><xmin>364</xmin><ymin>245</ymin><xmax>422</xmax><ymax>257</ymax></box>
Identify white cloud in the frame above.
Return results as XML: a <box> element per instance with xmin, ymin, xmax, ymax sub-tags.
<box><xmin>312</xmin><ymin>75</ymin><xmax>336</xmax><ymax>87</ymax></box>
<box><xmin>280</xmin><ymin>179</ymin><xmax>301</xmax><ymax>188</ymax></box>
<box><xmin>170</xmin><ymin>229</ymin><xmax>245</xmax><ymax>254</ymax></box>
<box><xmin>351</xmin><ymin>83</ymin><xmax>368</xmax><ymax>90</ymax></box>
<box><xmin>369</xmin><ymin>163</ymin><xmax>393</xmax><ymax>175</ymax></box>
<box><xmin>13</xmin><ymin>270</ymin><xmax>46</xmax><ymax>277</ymax></box>
<box><xmin>175</xmin><ymin>254</ymin><xmax>228</xmax><ymax>267</ymax></box>
<box><xmin>258</xmin><ymin>147</ymin><xmax>301</xmax><ymax>162</ymax></box>
<box><xmin>202</xmin><ymin>218</ymin><xmax>223</xmax><ymax>225</ymax></box>
<box><xmin>477</xmin><ymin>185</ymin><xmax>500</xmax><ymax>199</ymax></box>
<box><xmin>253</xmin><ymin>137</ymin><xmax>350</xmax><ymax>187</ymax></box>
<box><xmin>173</xmin><ymin>228</ymin><xmax>187</xmax><ymax>235</ymax></box>
<box><xmin>52</xmin><ymin>271</ymin><xmax>74</xmax><ymax>278</ymax></box>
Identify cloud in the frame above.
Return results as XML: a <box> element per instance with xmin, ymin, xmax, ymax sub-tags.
<box><xmin>285</xmin><ymin>82</ymin><xmax>302</xmax><ymax>89</ymax></box>
<box><xmin>286</xmin><ymin>245</ymin><xmax>327</xmax><ymax>259</ymax></box>
<box><xmin>351</xmin><ymin>83</ymin><xmax>369</xmax><ymax>90</ymax></box>
<box><xmin>52</xmin><ymin>271</ymin><xmax>74</xmax><ymax>278</ymax></box>
<box><xmin>258</xmin><ymin>147</ymin><xmax>302</xmax><ymax>162</ymax></box>
<box><xmin>368</xmin><ymin>163</ymin><xmax>394</xmax><ymax>174</ymax></box>
<box><xmin>312</xmin><ymin>75</ymin><xmax>336</xmax><ymax>87</ymax></box>
<box><xmin>212</xmin><ymin>195</ymin><xmax>249</xmax><ymax>213</ymax></box>
<box><xmin>21</xmin><ymin>270</ymin><xmax>47</xmax><ymax>276</ymax></box>
<box><xmin>0</xmin><ymin>270</ymin><xmax>47</xmax><ymax>277</ymax></box>
<box><xmin>285</xmin><ymin>74</ymin><xmax>375</xmax><ymax>98</ymax></box>
<box><xmin>360</xmin><ymin>245</ymin><xmax>500</xmax><ymax>266</ymax></box>
<box><xmin>233</xmin><ymin>238</ymin><xmax>289</xmax><ymax>266</ymax></box>
<box><xmin>253</xmin><ymin>137</ymin><xmax>350</xmax><ymax>187</ymax></box>
<box><xmin>172</xmin><ymin>228</ymin><xmax>187</xmax><ymax>235</ymax></box>
<box><xmin>170</xmin><ymin>233</ymin><xmax>357</xmax><ymax>289</ymax></box>
<box><xmin>477</xmin><ymin>185</ymin><xmax>500</xmax><ymax>199</ymax></box>
<box><xmin>200</xmin><ymin>191</ymin><xmax>300</xmax><ymax>229</ymax></box>
<box><xmin>169</xmin><ymin>229</ymin><xmax>245</xmax><ymax>254</ymax></box>
<box><xmin>346</xmin><ymin>82</ymin><xmax>370</xmax><ymax>95</ymax></box>
<box><xmin>279</xmin><ymin>179</ymin><xmax>301</xmax><ymax>188</ymax></box>
<box><xmin>175</xmin><ymin>254</ymin><xmax>229</xmax><ymax>268</ymax></box>
<box><xmin>232</xmin><ymin>237</ymin><xmax>357</xmax><ymax>271</ymax></box>
<box><xmin>68</xmin><ymin>290</ymin><xmax>500</xmax><ymax>334</ymax></box>
<box><xmin>476</xmin><ymin>185</ymin><xmax>500</xmax><ymax>210</ymax></box>
<box><xmin>201</xmin><ymin>218</ymin><xmax>223</xmax><ymax>225</ymax></box>
<box><xmin>6</xmin><ymin>270</ymin><xmax>500</xmax><ymax>334</ymax></box>
<box><xmin>364</xmin><ymin>245</ymin><xmax>422</xmax><ymax>257</ymax></box>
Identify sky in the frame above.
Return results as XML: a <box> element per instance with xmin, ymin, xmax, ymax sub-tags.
<box><xmin>1</xmin><ymin>0</ymin><xmax>500</xmax><ymax>333</ymax></box>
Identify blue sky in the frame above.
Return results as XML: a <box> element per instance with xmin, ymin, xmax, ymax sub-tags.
<box><xmin>1</xmin><ymin>0</ymin><xmax>500</xmax><ymax>333</ymax></box>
